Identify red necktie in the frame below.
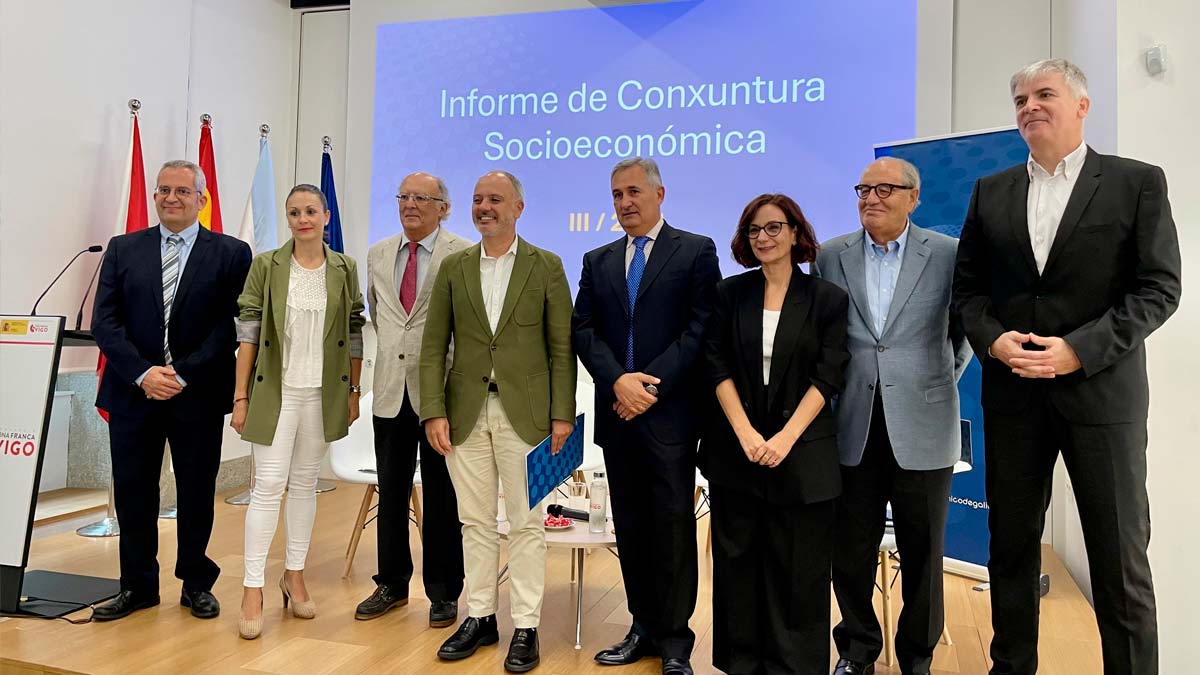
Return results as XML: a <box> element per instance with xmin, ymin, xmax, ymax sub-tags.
<box><xmin>400</xmin><ymin>241</ymin><xmax>419</xmax><ymax>313</ymax></box>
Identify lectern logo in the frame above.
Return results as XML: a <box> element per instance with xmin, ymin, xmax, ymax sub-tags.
<box><xmin>0</xmin><ymin>429</ymin><xmax>37</xmax><ymax>458</ymax></box>
<box><xmin>0</xmin><ymin>320</ymin><xmax>29</xmax><ymax>335</ymax></box>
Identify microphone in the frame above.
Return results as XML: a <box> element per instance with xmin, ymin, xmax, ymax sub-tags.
<box><xmin>75</xmin><ymin>251</ymin><xmax>106</xmax><ymax>330</ymax></box>
<box><xmin>31</xmin><ymin>245</ymin><xmax>103</xmax><ymax>316</ymax></box>
<box><xmin>547</xmin><ymin>504</ymin><xmax>589</xmax><ymax>522</ymax></box>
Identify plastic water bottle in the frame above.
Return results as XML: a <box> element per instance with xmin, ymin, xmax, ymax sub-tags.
<box><xmin>589</xmin><ymin>471</ymin><xmax>608</xmax><ymax>533</ymax></box>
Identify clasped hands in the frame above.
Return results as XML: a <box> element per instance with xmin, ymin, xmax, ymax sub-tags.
<box><xmin>990</xmin><ymin>330</ymin><xmax>1082</xmax><ymax>378</ymax></box>
<box><xmin>612</xmin><ymin>372</ymin><xmax>660</xmax><ymax>421</ymax></box>
<box><xmin>736</xmin><ymin>427</ymin><xmax>795</xmax><ymax>469</ymax></box>
<box><xmin>141</xmin><ymin>366</ymin><xmax>182</xmax><ymax>400</ymax></box>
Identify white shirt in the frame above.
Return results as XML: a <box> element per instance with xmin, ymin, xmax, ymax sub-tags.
<box><xmin>1027</xmin><ymin>140</ymin><xmax>1087</xmax><ymax>274</ymax></box>
<box><xmin>624</xmin><ymin>218</ymin><xmax>666</xmax><ymax>274</ymax></box>
<box><xmin>480</xmin><ymin>236</ymin><xmax>520</xmax><ymax>335</ymax></box>
<box><xmin>282</xmin><ymin>257</ymin><xmax>327</xmax><ymax>388</ymax></box>
<box><xmin>762</xmin><ymin>309</ymin><xmax>781</xmax><ymax>385</ymax></box>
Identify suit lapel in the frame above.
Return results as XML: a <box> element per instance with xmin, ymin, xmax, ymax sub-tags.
<box><xmin>461</xmin><ymin>243</ymin><xmax>491</xmax><ymax>337</ymax></box>
<box><xmin>269</xmin><ymin>240</ymin><xmax>294</xmax><ymax>340</ymax></box>
<box><xmin>838</xmin><ymin>232</ymin><xmax>878</xmax><ymax>340</ymax></box>
<box><xmin>738</xmin><ymin>273</ymin><xmax>767</xmax><ymax>405</ymax></box>
<box><xmin>141</xmin><ymin>227</ymin><xmax>166</xmax><ymax>325</ymax></box>
<box><xmin>323</xmin><ymin>246</ymin><xmax>346</xmax><ymax>339</ymax></box>
<box><xmin>766</xmin><ymin>269</ymin><xmax>813</xmax><ymax>410</ymax></box>
<box><xmin>635</xmin><ymin>222</ymin><xmax>680</xmax><ymax>304</ymax></box>
<box><xmin>1008</xmin><ymin>172</ymin><xmax>1039</xmax><ymax>275</ymax></box>
<box><xmin>494</xmin><ymin>238</ymin><xmax>535</xmax><ymax>338</ymax></box>
<box><xmin>1042</xmin><ymin>148</ymin><xmax>1102</xmax><ymax>273</ymax></box>
<box><xmin>603</xmin><ymin>237</ymin><xmax>630</xmax><ymax>321</ymax></box>
<box><xmin>379</xmin><ymin>235</ymin><xmax>404</xmax><ymax>317</ymax></box>
<box><xmin>879</xmin><ymin>227</ymin><xmax>931</xmax><ymax>340</ymax></box>
<box><xmin>171</xmin><ymin>226</ymin><xmax>210</xmax><ymax>317</ymax></box>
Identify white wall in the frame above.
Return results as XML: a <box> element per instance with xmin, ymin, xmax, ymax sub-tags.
<box><xmin>952</xmin><ymin>0</ymin><xmax>1051</xmax><ymax>131</ymax></box>
<box><xmin>0</xmin><ymin>0</ymin><xmax>296</xmax><ymax>375</ymax></box>
<box><xmin>1113</xmin><ymin>0</ymin><xmax>1200</xmax><ymax>665</ymax></box>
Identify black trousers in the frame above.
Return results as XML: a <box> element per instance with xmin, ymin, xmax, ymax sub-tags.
<box><xmin>107</xmin><ymin>407</ymin><xmax>223</xmax><ymax>596</ymax></box>
<box><xmin>985</xmin><ymin>389</ymin><xmax>1156</xmax><ymax>675</ymax></box>
<box><xmin>602</xmin><ymin>431</ymin><xmax>698</xmax><ymax>659</ymax></box>
<box><xmin>372</xmin><ymin>392</ymin><xmax>463</xmax><ymax>602</ymax></box>
<box><xmin>831</xmin><ymin>392</ymin><xmax>953</xmax><ymax>673</ymax></box>
<box><xmin>711</xmin><ymin>485</ymin><xmax>834</xmax><ymax>675</ymax></box>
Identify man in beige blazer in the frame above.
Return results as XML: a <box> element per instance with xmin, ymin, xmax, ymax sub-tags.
<box><xmin>421</xmin><ymin>170</ymin><xmax>576</xmax><ymax>672</ymax></box>
<box><xmin>357</xmin><ymin>172</ymin><xmax>471</xmax><ymax>627</ymax></box>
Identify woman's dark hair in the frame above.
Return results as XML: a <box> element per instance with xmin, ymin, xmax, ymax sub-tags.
<box><xmin>286</xmin><ymin>183</ymin><xmax>329</xmax><ymax>211</ymax></box>
<box><xmin>730</xmin><ymin>193</ymin><xmax>819</xmax><ymax>268</ymax></box>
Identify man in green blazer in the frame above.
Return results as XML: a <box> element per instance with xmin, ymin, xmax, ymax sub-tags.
<box><xmin>420</xmin><ymin>170</ymin><xmax>575</xmax><ymax>673</ymax></box>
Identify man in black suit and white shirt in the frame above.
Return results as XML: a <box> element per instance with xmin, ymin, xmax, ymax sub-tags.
<box><xmin>953</xmin><ymin>59</ymin><xmax>1181</xmax><ymax>674</ymax></box>
<box><xmin>91</xmin><ymin>160</ymin><xmax>252</xmax><ymax>621</ymax></box>
<box><xmin>572</xmin><ymin>157</ymin><xmax>721</xmax><ymax>675</ymax></box>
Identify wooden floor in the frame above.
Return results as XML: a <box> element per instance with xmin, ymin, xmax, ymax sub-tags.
<box><xmin>1</xmin><ymin>482</ymin><xmax>1102</xmax><ymax>675</ymax></box>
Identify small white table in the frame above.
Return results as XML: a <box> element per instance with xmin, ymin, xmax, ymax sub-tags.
<box><xmin>498</xmin><ymin>519</ymin><xmax>617</xmax><ymax>649</ymax></box>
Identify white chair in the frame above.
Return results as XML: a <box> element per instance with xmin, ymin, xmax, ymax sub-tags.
<box><xmin>875</xmin><ymin>520</ymin><xmax>953</xmax><ymax>668</ymax></box>
<box><xmin>328</xmin><ymin>392</ymin><xmax>423</xmax><ymax>578</ymax></box>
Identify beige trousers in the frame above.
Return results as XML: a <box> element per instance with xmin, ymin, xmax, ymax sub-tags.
<box><xmin>445</xmin><ymin>392</ymin><xmax>546</xmax><ymax>628</ymax></box>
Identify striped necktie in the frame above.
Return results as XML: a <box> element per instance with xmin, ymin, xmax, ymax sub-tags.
<box><xmin>625</xmin><ymin>235</ymin><xmax>650</xmax><ymax>371</ymax></box>
<box><xmin>162</xmin><ymin>234</ymin><xmax>183</xmax><ymax>364</ymax></box>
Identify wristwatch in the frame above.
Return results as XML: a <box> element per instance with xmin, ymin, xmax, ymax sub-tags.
<box><xmin>348</xmin><ymin>384</ymin><xmax>362</xmax><ymax>394</ymax></box>
<box><xmin>643</xmin><ymin>383</ymin><xmax>659</xmax><ymax>397</ymax></box>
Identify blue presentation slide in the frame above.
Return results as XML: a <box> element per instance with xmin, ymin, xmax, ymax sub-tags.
<box><xmin>370</xmin><ymin>0</ymin><xmax>916</xmax><ymax>284</ymax></box>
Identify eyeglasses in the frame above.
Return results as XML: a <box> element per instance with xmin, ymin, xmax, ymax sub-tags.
<box><xmin>155</xmin><ymin>186</ymin><xmax>197</xmax><ymax>199</ymax></box>
<box><xmin>396</xmin><ymin>193</ymin><xmax>445</xmax><ymax>205</ymax></box>
<box><xmin>745</xmin><ymin>221</ymin><xmax>787</xmax><ymax>239</ymax></box>
<box><xmin>854</xmin><ymin>183</ymin><xmax>913</xmax><ymax>200</ymax></box>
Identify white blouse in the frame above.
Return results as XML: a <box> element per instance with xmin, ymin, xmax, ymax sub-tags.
<box><xmin>762</xmin><ymin>309</ymin><xmax>781</xmax><ymax>385</ymax></box>
<box><xmin>282</xmin><ymin>257</ymin><xmax>327</xmax><ymax>388</ymax></box>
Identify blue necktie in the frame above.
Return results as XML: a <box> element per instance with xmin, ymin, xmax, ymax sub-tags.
<box><xmin>625</xmin><ymin>236</ymin><xmax>650</xmax><ymax>371</ymax></box>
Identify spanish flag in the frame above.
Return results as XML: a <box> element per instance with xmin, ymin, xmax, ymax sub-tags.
<box><xmin>198</xmin><ymin>115</ymin><xmax>223</xmax><ymax>232</ymax></box>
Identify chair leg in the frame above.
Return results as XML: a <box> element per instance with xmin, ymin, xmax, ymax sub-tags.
<box><xmin>343</xmin><ymin>485</ymin><xmax>376</xmax><ymax>578</ymax></box>
<box><xmin>411</xmin><ymin>486</ymin><xmax>424</xmax><ymax>541</ymax></box>
<box><xmin>940</xmin><ymin>621</ymin><xmax>953</xmax><ymax>646</ymax></box>
<box><xmin>879</xmin><ymin>550</ymin><xmax>894</xmax><ymax>668</ymax></box>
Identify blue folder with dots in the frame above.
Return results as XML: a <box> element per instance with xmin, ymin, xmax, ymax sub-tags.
<box><xmin>525</xmin><ymin>413</ymin><xmax>585</xmax><ymax>510</ymax></box>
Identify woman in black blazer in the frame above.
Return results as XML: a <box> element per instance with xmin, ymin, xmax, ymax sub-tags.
<box><xmin>701</xmin><ymin>193</ymin><xmax>849</xmax><ymax>674</ymax></box>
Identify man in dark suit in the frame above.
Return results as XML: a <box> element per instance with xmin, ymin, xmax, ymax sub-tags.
<box><xmin>814</xmin><ymin>158</ymin><xmax>972</xmax><ymax>675</ymax></box>
<box><xmin>953</xmin><ymin>59</ymin><xmax>1181</xmax><ymax>674</ymax></box>
<box><xmin>91</xmin><ymin>160</ymin><xmax>252</xmax><ymax>621</ymax></box>
<box><xmin>572</xmin><ymin>157</ymin><xmax>721</xmax><ymax>675</ymax></box>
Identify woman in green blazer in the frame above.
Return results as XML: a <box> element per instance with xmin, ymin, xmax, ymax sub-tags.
<box><xmin>230</xmin><ymin>184</ymin><xmax>365</xmax><ymax>639</ymax></box>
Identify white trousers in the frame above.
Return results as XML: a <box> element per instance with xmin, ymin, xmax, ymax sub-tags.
<box><xmin>446</xmin><ymin>392</ymin><xmax>546</xmax><ymax>628</ymax></box>
<box><xmin>243</xmin><ymin>385</ymin><xmax>328</xmax><ymax>588</ymax></box>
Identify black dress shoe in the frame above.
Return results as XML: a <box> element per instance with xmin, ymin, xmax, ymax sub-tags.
<box><xmin>355</xmin><ymin>584</ymin><xmax>408</xmax><ymax>620</ymax></box>
<box><xmin>594</xmin><ymin>630</ymin><xmax>657</xmax><ymax>665</ymax></box>
<box><xmin>429</xmin><ymin>600</ymin><xmax>458</xmax><ymax>628</ymax></box>
<box><xmin>505</xmin><ymin>627</ymin><xmax>540</xmax><ymax>673</ymax></box>
<box><xmin>437</xmin><ymin>615</ymin><xmax>500</xmax><ymax>660</ymax></box>
<box><xmin>180</xmin><ymin>589</ymin><xmax>220</xmax><ymax>619</ymax></box>
<box><xmin>93</xmin><ymin>590</ymin><xmax>160</xmax><ymax>622</ymax></box>
<box><xmin>833</xmin><ymin>658</ymin><xmax>875</xmax><ymax>675</ymax></box>
<box><xmin>662</xmin><ymin>657</ymin><xmax>693</xmax><ymax>675</ymax></box>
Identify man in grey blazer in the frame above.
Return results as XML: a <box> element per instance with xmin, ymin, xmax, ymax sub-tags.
<box><xmin>357</xmin><ymin>171</ymin><xmax>471</xmax><ymax>626</ymax></box>
<box><xmin>813</xmin><ymin>157</ymin><xmax>972</xmax><ymax>675</ymax></box>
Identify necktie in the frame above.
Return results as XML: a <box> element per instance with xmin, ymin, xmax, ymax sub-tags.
<box><xmin>400</xmin><ymin>241</ymin><xmax>419</xmax><ymax>313</ymax></box>
<box><xmin>625</xmin><ymin>235</ymin><xmax>650</xmax><ymax>371</ymax></box>
<box><xmin>162</xmin><ymin>234</ymin><xmax>183</xmax><ymax>364</ymax></box>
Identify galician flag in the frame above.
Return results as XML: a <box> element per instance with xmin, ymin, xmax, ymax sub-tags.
<box><xmin>237</xmin><ymin>134</ymin><xmax>278</xmax><ymax>255</ymax></box>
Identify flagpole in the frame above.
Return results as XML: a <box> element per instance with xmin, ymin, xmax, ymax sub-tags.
<box><xmin>79</xmin><ymin>98</ymin><xmax>143</xmax><ymax>539</ymax></box>
<box><xmin>315</xmin><ymin>134</ymin><xmax>338</xmax><ymax>494</ymax></box>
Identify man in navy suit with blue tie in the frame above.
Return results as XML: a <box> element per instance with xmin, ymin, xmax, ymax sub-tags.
<box><xmin>91</xmin><ymin>160</ymin><xmax>252</xmax><ymax>621</ymax></box>
<box><xmin>573</xmin><ymin>157</ymin><xmax>721</xmax><ymax>675</ymax></box>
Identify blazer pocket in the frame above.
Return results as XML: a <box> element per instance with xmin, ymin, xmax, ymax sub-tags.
<box><xmin>514</xmin><ymin>288</ymin><xmax>544</xmax><ymax>325</ymax></box>
<box><xmin>925</xmin><ymin>381</ymin><xmax>955</xmax><ymax>403</ymax></box>
<box><xmin>526</xmin><ymin>369</ymin><xmax>551</xmax><ymax>431</ymax></box>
